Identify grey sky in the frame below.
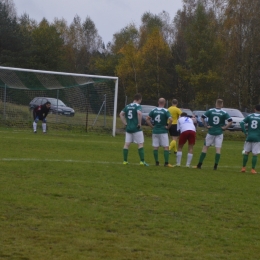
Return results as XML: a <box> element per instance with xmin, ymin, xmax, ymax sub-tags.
<box><xmin>13</xmin><ymin>0</ymin><xmax>183</xmax><ymax>44</ymax></box>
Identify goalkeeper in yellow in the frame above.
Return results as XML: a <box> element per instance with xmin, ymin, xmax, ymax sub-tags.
<box><xmin>168</xmin><ymin>99</ymin><xmax>182</xmax><ymax>153</ymax></box>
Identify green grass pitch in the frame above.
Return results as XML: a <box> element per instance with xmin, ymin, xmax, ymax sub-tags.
<box><xmin>0</xmin><ymin>129</ymin><xmax>260</xmax><ymax>259</ymax></box>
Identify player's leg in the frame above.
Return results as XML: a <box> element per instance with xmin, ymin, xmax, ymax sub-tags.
<box><xmin>42</xmin><ymin>118</ymin><xmax>47</xmax><ymax>133</ymax></box>
<box><xmin>134</xmin><ymin>132</ymin><xmax>149</xmax><ymax>166</ymax></box>
<box><xmin>241</xmin><ymin>142</ymin><xmax>251</xmax><ymax>172</ymax></box>
<box><xmin>251</xmin><ymin>154</ymin><xmax>257</xmax><ymax>174</ymax></box>
<box><xmin>33</xmin><ymin>116</ymin><xmax>39</xmax><ymax>133</ymax></box>
<box><xmin>161</xmin><ymin>134</ymin><xmax>173</xmax><ymax>167</ymax></box>
<box><xmin>176</xmin><ymin>132</ymin><xmax>186</xmax><ymax>166</ymax></box>
<box><xmin>152</xmin><ymin>134</ymin><xmax>160</xmax><ymax>166</ymax></box>
<box><xmin>213</xmin><ymin>134</ymin><xmax>223</xmax><ymax>170</ymax></box>
<box><xmin>194</xmin><ymin>134</ymin><xmax>211</xmax><ymax>169</ymax></box>
<box><xmin>176</xmin><ymin>146</ymin><xmax>183</xmax><ymax>166</ymax></box>
<box><xmin>123</xmin><ymin>133</ymin><xmax>132</xmax><ymax>164</ymax></box>
<box><xmin>186</xmin><ymin>144</ymin><xmax>194</xmax><ymax>167</ymax></box>
<box><xmin>251</xmin><ymin>143</ymin><xmax>259</xmax><ymax>174</ymax></box>
<box><xmin>186</xmin><ymin>131</ymin><xmax>196</xmax><ymax>167</ymax></box>
<box><xmin>169</xmin><ymin>125</ymin><xmax>179</xmax><ymax>153</ymax></box>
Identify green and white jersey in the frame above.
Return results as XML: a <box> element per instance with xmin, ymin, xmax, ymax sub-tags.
<box><xmin>204</xmin><ymin>108</ymin><xmax>232</xmax><ymax>135</ymax></box>
<box><xmin>241</xmin><ymin>113</ymin><xmax>260</xmax><ymax>142</ymax></box>
<box><xmin>122</xmin><ymin>102</ymin><xmax>142</xmax><ymax>133</ymax></box>
<box><xmin>149</xmin><ymin>107</ymin><xmax>171</xmax><ymax>134</ymax></box>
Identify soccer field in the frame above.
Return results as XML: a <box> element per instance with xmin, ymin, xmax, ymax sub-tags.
<box><xmin>1</xmin><ymin>129</ymin><xmax>260</xmax><ymax>259</ymax></box>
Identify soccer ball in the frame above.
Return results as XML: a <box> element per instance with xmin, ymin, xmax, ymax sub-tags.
<box><xmin>242</xmin><ymin>150</ymin><xmax>246</xmax><ymax>155</ymax></box>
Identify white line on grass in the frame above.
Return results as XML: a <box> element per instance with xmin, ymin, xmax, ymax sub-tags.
<box><xmin>1</xmin><ymin>158</ymin><xmax>240</xmax><ymax>168</ymax></box>
<box><xmin>1</xmin><ymin>158</ymin><xmax>123</xmax><ymax>164</ymax></box>
<box><xmin>0</xmin><ymin>136</ymin><xmax>121</xmax><ymax>144</ymax></box>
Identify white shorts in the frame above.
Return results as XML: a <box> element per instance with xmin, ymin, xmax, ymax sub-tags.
<box><xmin>205</xmin><ymin>134</ymin><xmax>223</xmax><ymax>148</ymax></box>
<box><xmin>244</xmin><ymin>142</ymin><xmax>260</xmax><ymax>154</ymax></box>
<box><xmin>125</xmin><ymin>131</ymin><xmax>144</xmax><ymax>144</ymax></box>
<box><xmin>152</xmin><ymin>133</ymin><xmax>169</xmax><ymax>147</ymax></box>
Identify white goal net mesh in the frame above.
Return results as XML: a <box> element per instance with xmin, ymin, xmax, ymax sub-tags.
<box><xmin>0</xmin><ymin>67</ymin><xmax>118</xmax><ymax>135</ymax></box>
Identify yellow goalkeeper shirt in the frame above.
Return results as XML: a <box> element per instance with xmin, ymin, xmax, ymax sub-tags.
<box><xmin>168</xmin><ymin>106</ymin><xmax>182</xmax><ymax>124</ymax></box>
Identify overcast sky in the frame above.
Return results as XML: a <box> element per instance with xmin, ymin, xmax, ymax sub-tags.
<box><xmin>13</xmin><ymin>0</ymin><xmax>183</xmax><ymax>44</ymax></box>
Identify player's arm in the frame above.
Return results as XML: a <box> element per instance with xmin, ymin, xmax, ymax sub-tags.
<box><xmin>177</xmin><ymin>119</ymin><xmax>180</xmax><ymax>131</ymax></box>
<box><xmin>167</xmin><ymin>117</ymin><xmax>173</xmax><ymax>129</ymax></box>
<box><xmin>240</xmin><ymin>118</ymin><xmax>248</xmax><ymax>135</ymax></box>
<box><xmin>191</xmin><ymin>115</ymin><xmax>197</xmax><ymax>126</ymax></box>
<box><xmin>201</xmin><ymin>115</ymin><xmax>209</xmax><ymax>128</ymax></box>
<box><xmin>146</xmin><ymin>115</ymin><xmax>154</xmax><ymax>128</ymax></box>
<box><xmin>137</xmin><ymin>110</ymin><xmax>142</xmax><ymax>128</ymax></box>
<box><xmin>222</xmin><ymin>118</ymin><xmax>233</xmax><ymax>130</ymax></box>
<box><xmin>119</xmin><ymin>111</ymin><xmax>127</xmax><ymax>126</ymax></box>
<box><xmin>45</xmin><ymin>110</ymin><xmax>49</xmax><ymax>118</ymax></box>
<box><xmin>177</xmin><ymin>109</ymin><xmax>182</xmax><ymax>119</ymax></box>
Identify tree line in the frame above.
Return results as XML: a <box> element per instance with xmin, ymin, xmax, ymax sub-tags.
<box><xmin>1</xmin><ymin>0</ymin><xmax>260</xmax><ymax>111</ymax></box>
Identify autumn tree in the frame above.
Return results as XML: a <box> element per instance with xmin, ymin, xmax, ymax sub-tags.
<box><xmin>172</xmin><ymin>7</ymin><xmax>194</xmax><ymax>107</ymax></box>
<box><xmin>0</xmin><ymin>0</ymin><xmax>16</xmax><ymax>18</ymax></box>
<box><xmin>115</xmin><ymin>41</ymin><xmax>141</xmax><ymax>96</ymax></box>
<box><xmin>110</xmin><ymin>24</ymin><xmax>139</xmax><ymax>54</ymax></box>
<box><xmin>29</xmin><ymin>18</ymin><xmax>64</xmax><ymax>70</ymax></box>
<box><xmin>108</xmin><ymin>24</ymin><xmax>140</xmax><ymax>105</ymax></box>
<box><xmin>222</xmin><ymin>0</ymin><xmax>260</xmax><ymax>110</ymax></box>
<box><xmin>138</xmin><ymin>28</ymin><xmax>172</xmax><ymax>99</ymax></box>
<box><xmin>65</xmin><ymin>15</ymin><xmax>104</xmax><ymax>73</ymax></box>
<box><xmin>0</xmin><ymin>1</ymin><xmax>23</xmax><ymax>66</ymax></box>
<box><xmin>176</xmin><ymin>2</ymin><xmax>225</xmax><ymax>106</ymax></box>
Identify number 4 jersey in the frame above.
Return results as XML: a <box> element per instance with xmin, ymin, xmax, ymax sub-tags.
<box><xmin>241</xmin><ymin>113</ymin><xmax>260</xmax><ymax>142</ymax></box>
<box><xmin>203</xmin><ymin>108</ymin><xmax>232</xmax><ymax>135</ymax></box>
<box><xmin>149</xmin><ymin>107</ymin><xmax>172</xmax><ymax>134</ymax></box>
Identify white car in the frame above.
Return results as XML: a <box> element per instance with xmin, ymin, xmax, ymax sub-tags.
<box><xmin>222</xmin><ymin>108</ymin><xmax>244</xmax><ymax>131</ymax></box>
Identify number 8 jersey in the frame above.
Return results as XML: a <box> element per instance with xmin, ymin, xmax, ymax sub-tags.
<box><xmin>241</xmin><ymin>113</ymin><xmax>260</xmax><ymax>142</ymax></box>
<box><xmin>203</xmin><ymin>108</ymin><xmax>232</xmax><ymax>135</ymax></box>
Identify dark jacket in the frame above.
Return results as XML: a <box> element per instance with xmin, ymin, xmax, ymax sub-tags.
<box><xmin>33</xmin><ymin>103</ymin><xmax>50</xmax><ymax>120</ymax></box>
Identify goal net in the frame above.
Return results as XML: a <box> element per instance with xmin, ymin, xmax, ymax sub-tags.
<box><xmin>0</xmin><ymin>66</ymin><xmax>118</xmax><ymax>136</ymax></box>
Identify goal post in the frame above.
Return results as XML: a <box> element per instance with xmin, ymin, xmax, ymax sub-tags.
<box><xmin>0</xmin><ymin>66</ymin><xmax>119</xmax><ymax>136</ymax></box>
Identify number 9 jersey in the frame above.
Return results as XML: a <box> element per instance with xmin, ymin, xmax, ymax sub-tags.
<box><xmin>203</xmin><ymin>108</ymin><xmax>232</xmax><ymax>135</ymax></box>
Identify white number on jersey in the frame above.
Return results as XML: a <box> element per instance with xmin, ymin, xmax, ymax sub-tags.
<box><xmin>251</xmin><ymin>120</ymin><xmax>258</xmax><ymax>129</ymax></box>
<box><xmin>155</xmin><ymin>114</ymin><xmax>161</xmax><ymax>123</ymax></box>
<box><xmin>128</xmin><ymin>110</ymin><xmax>133</xmax><ymax>119</ymax></box>
<box><xmin>213</xmin><ymin>116</ymin><xmax>220</xmax><ymax>125</ymax></box>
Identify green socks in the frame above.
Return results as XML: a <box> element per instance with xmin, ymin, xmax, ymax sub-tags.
<box><xmin>153</xmin><ymin>150</ymin><xmax>159</xmax><ymax>162</ymax></box>
<box><xmin>164</xmin><ymin>150</ymin><xmax>169</xmax><ymax>164</ymax></box>
<box><xmin>138</xmin><ymin>147</ymin><xmax>145</xmax><ymax>161</ymax></box>
<box><xmin>215</xmin><ymin>153</ymin><xmax>221</xmax><ymax>165</ymax></box>
<box><xmin>243</xmin><ymin>154</ymin><xmax>248</xmax><ymax>167</ymax></box>
<box><xmin>124</xmin><ymin>147</ymin><xmax>145</xmax><ymax>162</ymax></box>
<box><xmin>199</xmin><ymin>152</ymin><xmax>206</xmax><ymax>164</ymax></box>
<box><xmin>252</xmin><ymin>155</ymin><xmax>257</xmax><ymax>169</ymax></box>
<box><xmin>123</xmin><ymin>149</ymin><xmax>128</xmax><ymax>161</ymax></box>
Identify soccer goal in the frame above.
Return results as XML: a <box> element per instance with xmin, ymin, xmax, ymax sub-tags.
<box><xmin>0</xmin><ymin>66</ymin><xmax>119</xmax><ymax>136</ymax></box>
